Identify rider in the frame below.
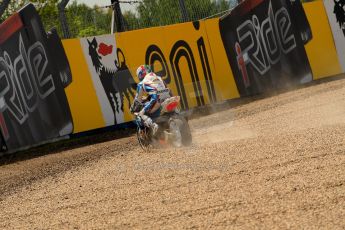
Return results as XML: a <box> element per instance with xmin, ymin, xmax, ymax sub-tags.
<box><xmin>132</xmin><ymin>64</ymin><xmax>172</xmax><ymax>135</ymax></box>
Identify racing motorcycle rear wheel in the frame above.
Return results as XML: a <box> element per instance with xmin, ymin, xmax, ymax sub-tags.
<box><xmin>169</xmin><ymin>117</ymin><xmax>192</xmax><ymax>147</ymax></box>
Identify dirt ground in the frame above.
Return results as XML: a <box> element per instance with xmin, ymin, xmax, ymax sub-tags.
<box><xmin>0</xmin><ymin>76</ymin><xmax>345</xmax><ymax>229</ymax></box>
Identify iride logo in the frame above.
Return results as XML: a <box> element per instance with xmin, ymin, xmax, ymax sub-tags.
<box><xmin>235</xmin><ymin>1</ymin><xmax>297</xmax><ymax>87</ymax></box>
<box><xmin>0</xmin><ymin>34</ymin><xmax>55</xmax><ymax>126</ymax></box>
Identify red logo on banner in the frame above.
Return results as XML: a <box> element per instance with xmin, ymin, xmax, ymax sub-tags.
<box><xmin>235</xmin><ymin>42</ymin><xmax>250</xmax><ymax>88</ymax></box>
<box><xmin>98</xmin><ymin>43</ymin><xmax>113</xmax><ymax>56</ymax></box>
<box><xmin>0</xmin><ymin>113</ymin><xmax>9</xmax><ymax>140</ymax></box>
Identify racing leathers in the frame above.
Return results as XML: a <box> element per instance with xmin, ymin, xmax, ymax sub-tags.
<box><xmin>134</xmin><ymin>72</ymin><xmax>171</xmax><ymax>134</ymax></box>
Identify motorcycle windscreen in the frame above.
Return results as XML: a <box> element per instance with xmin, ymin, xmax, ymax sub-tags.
<box><xmin>219</xmin><ymin>0</ymin><xmax>313</xmax><ymax>97</ymax></box>
<box><xmin>0</xmin><ymin>4</ymin><xmax>73</xmax><ymax>153</ymax></box>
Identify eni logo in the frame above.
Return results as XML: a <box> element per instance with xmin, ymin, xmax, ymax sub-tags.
<box><xmin>145</xmin><ymin>21</ymin><xmax>217</xmax><ymax>110</ymax></box>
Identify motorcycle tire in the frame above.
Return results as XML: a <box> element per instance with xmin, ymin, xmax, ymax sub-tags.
<box><xmin>179</xmin><ymin>117</ymin><xmax>192</xmax><ymax>146</ymax></box>
<box><xmin>169</xmin><ymin>116</ymin><xmax>192</xmax><ymax>147</ymax></box>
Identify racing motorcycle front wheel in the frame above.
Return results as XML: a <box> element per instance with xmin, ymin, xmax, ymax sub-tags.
<box><xmin>137</xmin><ymin>126</ymin><xmax>151</xmax><ymax>150</ymax></box>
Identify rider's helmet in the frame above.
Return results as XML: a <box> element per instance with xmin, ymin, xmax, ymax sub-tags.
<box><xmin>136</xmin><ymin>64</ymin><xmax>152</xmax><ymax>81</ymax></box>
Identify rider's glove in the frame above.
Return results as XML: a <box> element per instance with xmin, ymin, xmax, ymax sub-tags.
<box><xmin>138</xmin><ymin>109</ymin><xmax>145</xmax><ymax>117</ymax></box>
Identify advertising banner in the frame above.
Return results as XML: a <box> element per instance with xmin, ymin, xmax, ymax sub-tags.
<box><xmin>115</xmin><ymin>20</ymin><xmax>240</xmax><ymax>111</ymax></box>
<box><xmin>323</xmin><ymin>0</ymin><xmax>345</xmax><ymax>72</ymax></box>
<box><xmin>0</xmin><ymin>4</ymin><xmax>73</xmax><ymax>153</ymax></box>
<box><xmin>80</xmin><ymin>35</ymin><xmax>136</xmax><ymax>126</ymax></box>
<box><xmin>219</xmin><ymin>0</ymin><xmax>313</xmax><ymax>96</ymax></box>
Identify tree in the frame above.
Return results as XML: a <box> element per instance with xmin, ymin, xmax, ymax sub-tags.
<box><xmin>126</xmin><ymin>0</ymin><xmax>244</xmax><ymax>29</ymax></box>
<box><xmin>133</xmin><ymin>0</ymin><xmax>227</xmax><ymax>29</ymax></box>
<box><xmin>0</xmin><ymin>0</ymin><xmax>60</xmax><ymax>30</ymax></box>
<box><xmin>1</xmin><ymin>0</ymin><xmax>318</xmax><ymax>38</ymax></box>
<box><xmin>136</xmin><ymin>0</ymin><xmax>180</xmax><ymax>28</ymax></box>
<box><xmin>1</xmin><ymin>0</ymin><xmax>26</xmax><ymax>22</ymax></box>
<box><xmin>65</xmin><ymin>1</ymin><xmax>112</xmax><ymax>37</ymax></box>
<box><xmin>184</xmin><ymin>0</ymin><xmax>225</xmax><ymax>20</ymax></box>
<box><xmin>0</xmin><ymin>0</ymin><xmax>11</xmax><ymax>20</ymax></box>
<box><xmin>0</xmin><ymin>0</ymin><xmax>112</xmax><ymax>38</ymax></box>
<box><xmin>122</xmin><ymin>11</ymin><xmax>140</xmax><ymax>30</ymax></box>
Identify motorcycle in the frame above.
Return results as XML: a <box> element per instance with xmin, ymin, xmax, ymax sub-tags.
<box><xmin>131</xmin><ymin>96</ymin><xmax>192</xmax><ymax>150</ymax></box>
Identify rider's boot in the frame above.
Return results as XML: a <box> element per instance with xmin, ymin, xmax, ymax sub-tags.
<box><xmin>151</xmin><ymin>123</ymin><xmax>159</xmax><ymax>136</ymax></box>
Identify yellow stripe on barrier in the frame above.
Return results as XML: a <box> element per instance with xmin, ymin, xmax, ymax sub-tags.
<box><xmin>203</xmin><ymin>18</ymin><xmax>240</xmax><ymax>101</ymax></box>
<box><xmin>304</xmin><ymin>1</ymin><xmax>342</xmax><ymax>79</ymax></box>
<box><xmin>62</xmin><ymin>39</ymin><xmax>106</xmax><ymax>133</ymax></box>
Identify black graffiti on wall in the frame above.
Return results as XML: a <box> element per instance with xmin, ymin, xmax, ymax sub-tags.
<box><xmin>0</xmin><ymin>4</ymin><xmax>73</xmax><ymax>153</ymax></box>
<box><xmin>170</xmin><ymin>40</ymin><xmax>204</xmax><ymax>109</ymax></box>
<box><xmin>197</xmin><ymin>35</ymin><xmax>217</xmax><ymax>104</ymax></box>
<box><xmin>235</xmin><ymin>1</ymin><xmax>297</xmax><ymax>82</ymax></box>
<box><xmin>0</xmin><ymin>34</ymin><xmax>55</xmax><ymax>127</ymax></box>
<box><xmin>145</xmin><ymin>44</ymin><xmax>171</xmax><ymax>85</ymax></box>
<box><xmin>145</xmin><ymin>21</ymin><xmax>217</xmax><ymax>110</ymax></box>
<box><xmin>220</xmin><ymin>0</ymin><xmax>313</xmax><ymax>96</ymax></box>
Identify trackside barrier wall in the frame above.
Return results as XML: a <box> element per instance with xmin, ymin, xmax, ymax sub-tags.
<box><xmin>63</xmin><ymin>18</ymin><xmax>241</xmax><ymax>134</ymax></box>
<box><xmin>62</xmin><ymin>0</ymin><xmax>342</xmax><ymax>134</ymax></box>
<box><xmin>0</xmin><ymin>0</ymin><xmax>343</xmax><ymax>154</ymax></box>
